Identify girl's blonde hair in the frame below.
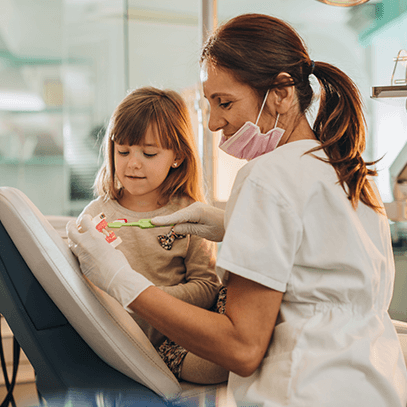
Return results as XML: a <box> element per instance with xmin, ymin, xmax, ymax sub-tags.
<box><xmin>95</xmin><ymin>87</ymin><xmax>206</xmax><ymax>203</ymax></box>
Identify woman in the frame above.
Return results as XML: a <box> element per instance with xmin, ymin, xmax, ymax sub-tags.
<box><xmin>68</xmin><ymin>14</ymin><xmax>407</xmax><ymax>406</ymax></box>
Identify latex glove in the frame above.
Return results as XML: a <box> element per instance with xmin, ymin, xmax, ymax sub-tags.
<box><xmin>151</xmin><ymin>202</ymin><xmax>225</xmax><ymax>242</ymax></box>
<box><xmin>67</xmin><ymin>214</ymin><xmax>153</xmax><ymax>309</ymax></box>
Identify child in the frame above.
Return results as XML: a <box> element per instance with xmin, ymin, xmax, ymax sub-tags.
<box><xmin>77</xmin><ymin>87</ymin><xmax>228</xmax><ymax>384</ymax></box>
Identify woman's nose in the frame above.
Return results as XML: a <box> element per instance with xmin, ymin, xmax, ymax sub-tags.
<box><xmin>208</xmin><ymin>110</ymin><xmax>226</xmax><ymax>133</ymax></box>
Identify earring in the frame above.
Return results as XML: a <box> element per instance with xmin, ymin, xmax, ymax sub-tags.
<box><xmin>172</xmin><ymin>162</ymin><xmax>178</xmax><ymax>168</ymax></box>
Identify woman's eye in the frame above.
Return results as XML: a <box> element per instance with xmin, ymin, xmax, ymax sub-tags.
<box><xmin>219</xmin><ymin>101</ymin><xmax>232</xmax><ymax>109</ymax></box>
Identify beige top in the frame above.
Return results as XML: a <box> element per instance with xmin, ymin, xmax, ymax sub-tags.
<box><xmin>80</xmin><ymin>196</ymin><xmax>220</xmax><ymax>347</ymax></box>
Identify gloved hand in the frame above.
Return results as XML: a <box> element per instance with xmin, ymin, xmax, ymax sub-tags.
<box><xmin>67</xmin><ymin>214</ymin><xmax>153</xmax><ymax>309</ymax></box>
<box><xmin>151</xmin><ymin>202</ymin><xmax>225</xmax><ymax>242</ymax></box>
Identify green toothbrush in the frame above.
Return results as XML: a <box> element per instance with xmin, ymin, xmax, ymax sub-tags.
<box><xmin>107</xmin><ymin>219</ymin><xmax>172</xmax><ymax>229</ymax></box>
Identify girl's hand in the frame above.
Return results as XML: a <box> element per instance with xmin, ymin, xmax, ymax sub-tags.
<box><xmin>151</xmin><ymin>202</ymin><xmax>225</xmax><ymax>242</ymax></box>
<box><xmin>67</xmin><ymin>214</ymin><xmax>153</xmax><ymax>309</ymax></box>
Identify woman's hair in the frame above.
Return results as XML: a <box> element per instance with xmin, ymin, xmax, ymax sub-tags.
<box><xmin>95</xmin><ymin>86</ymin><xmax>206</xmax><ymax>203</ymax></box>
<box><xmin>201</xmin><ymin>13</ymin><xmax>382</xmax><ymax>213</ymax></box>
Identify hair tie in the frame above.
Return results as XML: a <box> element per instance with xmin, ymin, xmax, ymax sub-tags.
<box><xmin>310</xmin><ymin>60</ymin><xmax>315</xmax><ymax>75</ymax></box>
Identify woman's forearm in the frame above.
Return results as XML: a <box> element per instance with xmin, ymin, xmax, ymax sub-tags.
<box><xmin>157</xmin><ymin>279</ymin><xmax>220</xmax><ymax>309</ymax></box>
<box><xmin>130</xmin><ymin>286</ymin><xmax>244</xmax><ymax>372</ymax></box>
<box><xmin>128</xmin><ymin>274</ymin><xmax>283</xmax><ymax>377</ymax></box>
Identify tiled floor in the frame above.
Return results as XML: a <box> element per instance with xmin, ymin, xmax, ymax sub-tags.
<box><xmin>0</xmin><ymin>317</ymin><xmax>39</xmax><ymax>407</ymax></box>
<box><xmin>0</xmin><ymin>383</ymin><xmax>39</xmax><ymax>407</ymax></box>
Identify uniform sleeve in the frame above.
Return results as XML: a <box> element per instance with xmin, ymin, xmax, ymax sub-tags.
<box><xmin>217</xmin><ymin>177</ymin><xmax>302</xmax><ymax>292</ymax></box>
<box><xmin>157</xmin><ymin>236</ymin><xmax>221</xmax><ymax>310</ymax></box>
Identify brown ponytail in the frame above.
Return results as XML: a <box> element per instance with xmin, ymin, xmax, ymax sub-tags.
<box><xmin>201</xmin><ymin>13</ymin><xmax>382</xmax><ymax>213</ymax></box>
<box><xmin>309</xmin><ymin>62</ymin><xmax>382</xmax><ymax>212</ymax></box>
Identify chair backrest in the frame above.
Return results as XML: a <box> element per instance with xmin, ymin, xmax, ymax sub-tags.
<box><xmin>0</xmin><ymin>187</ymin><xmax>181</xmax><ymax>402</ymax></box>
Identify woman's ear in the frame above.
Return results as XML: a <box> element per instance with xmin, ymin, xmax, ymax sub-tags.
<box><xmin>268</xmin><ymin>72</ymin><xmax>295</xmax><ymax>115</ymax></box>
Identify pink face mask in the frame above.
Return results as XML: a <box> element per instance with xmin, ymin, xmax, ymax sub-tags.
<box><xmin>219</xmin><ymin>90</ymin><xmax>285</xmax><ymax>160</ymax></box>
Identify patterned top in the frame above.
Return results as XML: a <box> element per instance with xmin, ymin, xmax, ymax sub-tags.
<box><xmin>80</xmin><ymin>196</ymin><xmax>221</xmax><ymax>347</ymax></box>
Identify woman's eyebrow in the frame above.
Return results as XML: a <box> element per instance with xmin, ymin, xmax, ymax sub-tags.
<box><xmin>209</xmin><ymin>92</ymin><xmax>232</xmax><ymax>100</ymax></box>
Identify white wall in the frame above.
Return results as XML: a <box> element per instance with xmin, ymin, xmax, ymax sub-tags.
<box><xmin>128</xmin><ymin>20</ymin><xmax>200</xmax><ymax>91</ymax></box>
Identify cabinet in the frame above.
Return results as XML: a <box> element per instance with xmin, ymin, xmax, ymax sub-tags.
<box><xmin>0</xmin><ymin>0</ymin><xmax>204</xmax><ymax>215</ymax></box>
<box><xmin>0</xmin><ymin>37</ymin><xmax>98</xmax><ymax>216</ymax></box>
<box><xmin>0</xmin><ymin>51</ymin><xmax>69</xmax><ymax>214</ymax></box>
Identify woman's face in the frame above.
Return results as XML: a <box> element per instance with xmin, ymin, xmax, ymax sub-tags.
<box><xmin>201</xmin><ymin>63</ymin><xmax>266</xmax><ymax>139</ymax></box>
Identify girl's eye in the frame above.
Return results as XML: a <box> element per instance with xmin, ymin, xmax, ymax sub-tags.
<box><xmin>117</xmin><ymin>150</ymin><xmax>129</xmax><ymax>156</ymax></box>
<box><xmin>144</xmin><ymin>153</ymin><xmax>157</xmax><ymax>158</ymax></box>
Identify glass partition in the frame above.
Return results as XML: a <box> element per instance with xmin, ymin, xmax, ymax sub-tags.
<box><xmin>63</xmin><ymin>0</ymin><xmax>203</xmax><ymax>215</ymax></box>
<box><xmin>1</xmin><ymin>0</ymin><xmax>406</xmax><ymax>217</ymax></box>
<box><xmin>0</xmin><ymin>0</ymin><xmax>204</xmax><ymax>216</ymax></box>
<box><xmin>63</xmin><ymin>0</ymin><xmax>128</xmax><ymax>215</ymax></box>
<box><xmin>0</xmin><ymin>1</ymin><xmax>66</xmax><ymax>215</ymax></box>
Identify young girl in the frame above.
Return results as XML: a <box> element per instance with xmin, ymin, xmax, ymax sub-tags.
<box><xmin>77</xmin><ymin>86</ymin><xmax>228</xmax><ymax>384</ymax></box>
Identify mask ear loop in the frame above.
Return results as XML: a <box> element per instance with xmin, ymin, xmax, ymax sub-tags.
<box><xmin>255</xmin><ymin>89</ymin><xmax>270</xmax><ymax>126</ymax></box>
<box><xmin>273</xmin><ymin>113</ymin><xmax>280</xmax><ymax>129</ymax></box>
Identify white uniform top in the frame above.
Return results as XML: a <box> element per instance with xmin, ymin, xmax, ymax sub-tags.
<box><xmin>217</xmin><ymin>140</ymin><xmax>407</xmax><ymax>407</ymax></box>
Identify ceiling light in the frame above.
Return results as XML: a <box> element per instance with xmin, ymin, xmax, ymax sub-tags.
<box><xmin>317</xmin><ymin>0</ymin><xmax>370</xmax><ymax>6</ymax></box>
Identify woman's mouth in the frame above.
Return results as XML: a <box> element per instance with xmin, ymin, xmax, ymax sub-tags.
<box><xmin>222</xmin><ymin>131</ymin><xmax>234</xmax><ymax>140</ymax></box>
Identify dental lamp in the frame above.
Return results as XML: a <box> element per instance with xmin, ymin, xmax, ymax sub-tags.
<box><xmin>317</xmin><ymin>0</ymin><xmax>369</xmax><ymax>6</ymax></box>
<box><xmin>372</xmin><ymin>50</ymin><xmax>407</xmax><ymax>103</ymax></box>
<box><xmin>372</xmin><ymin>50</ymin><xmax>407</xmax><ymax>221</ymax></box>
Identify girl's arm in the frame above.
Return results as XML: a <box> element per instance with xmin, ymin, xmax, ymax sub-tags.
<box><xmin>129</xmin><ymin>272</ymin><xmax>283</xmax><ymax>377</ymax></box>
<box><xmin>158</xmin><ymin>236</ymin><xmax>220</xmax><ymax>309</ymax></box>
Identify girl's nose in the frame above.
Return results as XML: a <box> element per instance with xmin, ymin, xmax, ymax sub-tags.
<box><xmin>128</xmin><ymin>153</ymin><xmax>142</xmax><ymax>169</ymax></box>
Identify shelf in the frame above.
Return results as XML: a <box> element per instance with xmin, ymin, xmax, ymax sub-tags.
<box><xmin>0</xmin><ymin>107</ymin><xmax>93</xmax><ymax>115</ymax></box>
<box><xmin>1</xmin><ymin>107</ymin><xmax>63</xmax><ymax>115</ymax></box>
<box><xmin>371</xmin><ymin>85</ymin><xmax>407</xmax><ymax>98</ymax></box>
<box><xmin>0</xmin><ymin>156</ymin><xmax>64</xmax><ymax>166</ymax></box>
<box><xmin>0</xmin><ymin>49</ymin><xmax>87</xmax><ymax>66</ymax></box>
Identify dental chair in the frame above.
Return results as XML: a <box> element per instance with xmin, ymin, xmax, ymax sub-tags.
<box><xmin>0</xmin><ymin>187</ymin><xmax>229</xmax><ymax>407</ymax></box>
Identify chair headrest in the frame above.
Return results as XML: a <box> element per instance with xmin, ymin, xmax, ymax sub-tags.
<box><xmin>0</xmin><ymin>187</ymin><xmax>181</xmax><ymax>400</ymax></box>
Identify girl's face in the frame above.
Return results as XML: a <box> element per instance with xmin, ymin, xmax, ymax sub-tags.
<box><xmin>201</xmin><ymin>63</ymin><xmax>271</xmax><ymax>139</ymax></box>
<box><xmin>114</xmin><ymin>123</ymin><xmax>176</xmax><ymax>212</ymax></box>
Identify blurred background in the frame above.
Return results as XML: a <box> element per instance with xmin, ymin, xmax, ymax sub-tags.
<box><xmin>0</xmin><ymin>2</ymin><xmax>407</xmax><ymax>401</ymax></box>
<box><xmin>0</xmin><ymin>0</ymin><xmax>406</xmax><ymax>214</ymax></box>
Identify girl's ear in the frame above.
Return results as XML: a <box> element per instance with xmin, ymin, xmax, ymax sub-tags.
<box><xmin>172</xmin><ymin>156</ymin><xmax>185</xmax><ymax>168</ymax></box>
<box><xmin>268</xmin><ymin>72</ymin><xmax>295</xmax><ymax>115</ymax></box>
